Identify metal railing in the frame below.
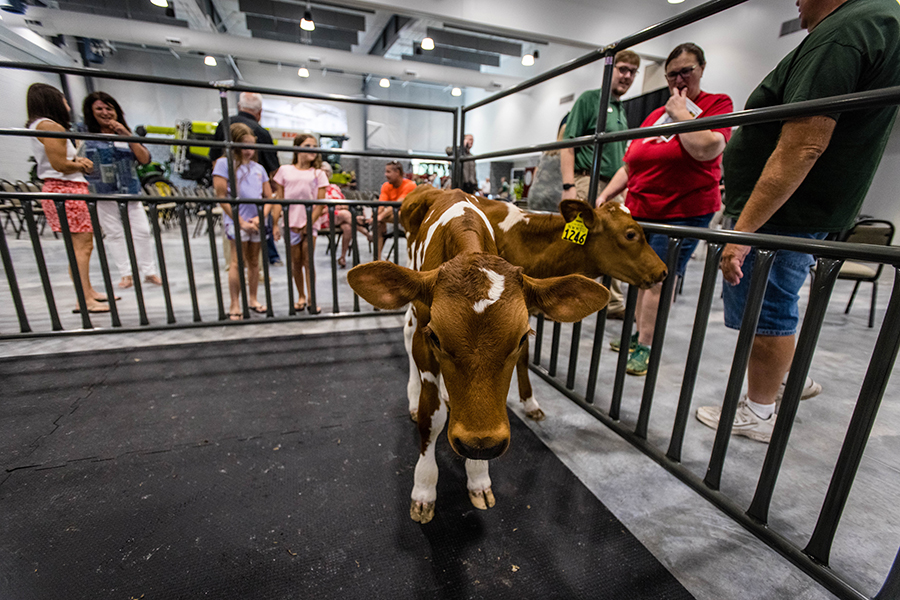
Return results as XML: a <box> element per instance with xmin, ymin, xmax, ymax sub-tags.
<box><xmin>2</xmin><ymin>0</ymin><xmax>900</xmax><ymax>597</ymax></box>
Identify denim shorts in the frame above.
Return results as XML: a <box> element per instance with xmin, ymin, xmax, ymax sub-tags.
<box><xmin>643</xmin><ymin>213</ymin><xmax>714</xmax><ymax>278</ymax></box>
<box><xmin>722</xmin><ymin>230</ymin><xmax>827</xmax><ymax>336</ymax></box>
<box><xmin>224</xmin><ymin>221</ymin><xmax>261</xmax><ymax>244</ymax></box>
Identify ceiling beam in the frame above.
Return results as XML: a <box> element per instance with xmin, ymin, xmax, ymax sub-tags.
<box><xmin>426</xmin><ymin>27</ymin><xmax>521</xmax><ymax>57</ymax></box>
<box><xmin>368</xmin><ymin>14</ymin><xmax>411</xmax><ymax>56</ymax></box>
<box><xmin>238</xmin><ymin>0</ymin><xmax>366</xmax><ymax>31</ymax></box>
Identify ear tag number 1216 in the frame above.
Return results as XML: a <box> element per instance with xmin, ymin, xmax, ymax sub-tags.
<box><xmin>562</xmin><ymin>215</ymin><xmax>588</xmax><ymax>245</ymax></box>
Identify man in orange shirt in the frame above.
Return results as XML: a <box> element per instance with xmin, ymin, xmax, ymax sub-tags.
<box><xmin>376</xmin><ymin>160</ymin><xmax>416</xmax><ymax>260</ymax></box>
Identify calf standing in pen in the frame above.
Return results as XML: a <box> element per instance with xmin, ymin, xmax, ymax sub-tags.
<box><xmin>403</xmin><ymin>189</ymin><xmax>669</xmax><ymax>420</ymax></box>
<box><xmin>348</xmin><ymin>186</ymin><xmax>609</xmax><ymax>524</ymax></box>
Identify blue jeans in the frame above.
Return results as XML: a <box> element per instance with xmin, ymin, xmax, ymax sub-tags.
<box><xmin>722</xmin><ymin>229</ymin><xmax>827</xmax><ymax>336</ymax></box>
<box><xmin>643</xmin><ymin>213</ymin><xmax>715</xmax><ymax>278</ymax></box>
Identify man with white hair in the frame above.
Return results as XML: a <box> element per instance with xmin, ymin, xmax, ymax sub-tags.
<box><xmin>209</xmin><ymin>92</ymin><xmax>279</xmax><ymax>176</ymax></box>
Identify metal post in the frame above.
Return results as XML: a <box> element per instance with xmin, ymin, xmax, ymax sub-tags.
<box><xmin>148</xmin><ymin>202</ymin><xmax>176</xmax><ymax>324</ymax></box>
<box><xmin>548</xmin><ymin>320</ymin><xmax>562</xmax><ymax>377</ymax></box>
<box><xmin>306</xmin><ymin>204</ymin><xmax>318</xmax><ymax>314</ymax></box>
<box><xmin>219</xmin><ymin>90</ymin><xmax>249</xmax><ymax>319</ymax></box>
<box><xmin>328</xmin><ymin>206</ymin><xmax>339</xmax><ymax>314</ymax></box>
<box><xmin>704</xmin><ymin>248</ymin><xmax>776</xmax><ymax>490</ymax></box>
<box><xmin>610</xmin><ymin>283</ymin><xmax>639</xmax><ymax>420</ymax></box>
<box><xmin>586</xmin><ymin>53</ymin><xmax>616</xmax><ymax>204</ymax></box>
<box><xmin>121</xmin><ymin>202</ymin><xmax>149</xmax><ymax>326</ymax></box>
<box><xmin>257</xmin><ymin>203</ymin><xmax>273</xmax><ymax>318</ymax></box>
<box><xmin>55</xmin><ymin>200</ymin><xmax>92</xmax><ymax>329</ymax></box>
<box><xmin>86</xmin><ymin>200</ymin><xmax>121</xmax><ymax>328</ymax></box>
<box><xmin>176</xmin><ymin>202</ymin><xmax>202</xmax><ymax>322</ymax></box>
<box><xmin>204</xmin><ymin>201</ymin><xmax>226</xmax><ymax>321</ymax></box>
<box><xmin>21</xmin><ymin>200</ymin><xmax>62</xmax><ymax>331</ymax></box>
<box><xmin>0</xmin><ymin>209</ymin><xmax>30</xmax><ymax>333</ymax></box>
<box><xmin>636</xmin><ymin>237</ymin><xmax>684</xmax><ymax>439</ymax></box>
<box><xmin>533</xmin><ymin>313</ymin><xmax>544</xmax><ymax>366</ymax></box>
<box><xmin>667</xmin><ymin>242</ymin><xmax>724</xmax><ymax>462</ymax></box>
<box><xmin>566</xmin><ymin>321</ymin><xmax>582</xmax><ymax>390</ymax></box>
<box><xmin>283</xmin><ymin>202</ymin><xmax>296</xmax><ymax>315</ymax></box>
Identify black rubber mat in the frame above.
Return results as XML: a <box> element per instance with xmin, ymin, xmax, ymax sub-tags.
<box><xmin>0</xmin><ymin>330</ymin><xmax>694</xmax><ymax>600</ymax></box>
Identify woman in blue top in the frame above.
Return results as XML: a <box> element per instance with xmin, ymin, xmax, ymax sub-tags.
<box><xmin>81</xmin><ymin>92</ymin><xmax>161</xmax><ymax>289</ymax></box>
<box><xmin>213</xmin><ymin>122</ymin><xmax>275</xmax><ymax>320</ymax></box>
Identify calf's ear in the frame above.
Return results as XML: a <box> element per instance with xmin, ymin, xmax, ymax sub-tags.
<box><xmin>347</xmin><ymin>261</ymin><xmax>437</xmax><ymax>309</ymax></box>
<box><xmin>523</xmin><ymin>273</ymin><xmax>610</xmax><ymax>322</ymax></box>
<box><xmin>559</xmin><ymin>199</ymin><xmax>596</xmax><ymax>228</ymax></box>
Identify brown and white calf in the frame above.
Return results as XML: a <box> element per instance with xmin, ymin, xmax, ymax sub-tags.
<box><xmin>402</xmin><ymin>190</ymin><xmax>669</xmax><ymax>421</ymax></box>
<box><xmin>348</xmin><ymin>186</ymin><xmax>609</xmax><ymax>524</ymax></box>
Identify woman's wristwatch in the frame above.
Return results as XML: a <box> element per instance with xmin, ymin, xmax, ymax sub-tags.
<box><xmin>562</xmin><ymin>183</ymin><xmax>575</xmax><ymax>191</ymax></box>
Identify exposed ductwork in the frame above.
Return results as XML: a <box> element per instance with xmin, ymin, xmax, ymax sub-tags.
<box><xmin>18</xmin><ymin>6</ymin><xmax>522</xmax><ymax>90</ymax></box>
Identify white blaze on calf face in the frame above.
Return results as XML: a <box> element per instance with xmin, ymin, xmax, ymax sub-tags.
<box><xmin>498</xmin><ymin>203</ymin><xmax>530</xmax><ymax>233</ymax></box>
<box><xmin>414</xmin><ymin>200</ymin><xmax>495</xmax><ymax>269</ymax></box>
<box><xmin>616</xmin><ymin>204</ymin><xmax>631</xmax><ymax>215</ymax></box>
<box><xmin>472</xmin><ymin>268</ymin><xmax>505</xmax><ymax>314</ymax></box>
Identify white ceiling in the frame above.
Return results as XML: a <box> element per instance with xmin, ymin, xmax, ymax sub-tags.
<box><xmin>0</xmin><ymin>0</ymin><xmax>687</xmax><ymax>90</ymax></box>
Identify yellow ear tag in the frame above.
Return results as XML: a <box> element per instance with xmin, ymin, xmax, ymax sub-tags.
<box><xmin>562</xmin><ymin>214</ymin><xmax>589</xmax><ymax>245</ymax></box>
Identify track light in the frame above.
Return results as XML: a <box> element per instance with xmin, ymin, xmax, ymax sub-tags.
<box><xmin>451</xmin><ymin>87</ymin><xmax>462</xmax><ymax>97</ymax></box>
<box><xmin>668</xmin><ymin>0</ymin><xmax>685</xmax><ymax>3</ymax></box>
<box><xmin>298</xmin><ymin>67</ymin><xmax>309</xmax><ymax>77</ymax></box>
<box><xmin>300</xmin><ymin>8</ymin><xmax>315</xmax><ymax>31</ymax></box>
<box><xmin>204</xmin><ymin>55</ymin><xmax>217</xmax><ymax>66</ymax></box>
<box><xmin>150</xmin><ymin>0</ymin><xmax>168</xmax><ymax>7</ymax></box>
<box><xmin>521</xmin><ymin>53</ymin><xmax>534</xmax><ymax>67</ymax></box>
<box><xmin>421</xmin><ymin>37</ymin><xmax>434</xmax><ymax>51</ymax></box>
<box><xmin>379</xmin><ymin>78</ymin><xmax>390</xmax><ymax>88</ymax></box>
<box><xmin>533</xmin><ymin>50</ymin><xmax>540</xmax><ymax>60</ymax></box>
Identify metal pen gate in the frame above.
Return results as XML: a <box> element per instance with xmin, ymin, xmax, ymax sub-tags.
<box><xmin>3</xmin><ymin>0</ymin><xmax>900</xmax><ymax>597</ymax></box>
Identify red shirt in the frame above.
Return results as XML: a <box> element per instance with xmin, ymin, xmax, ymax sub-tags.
<box><xmin>624</xmin><ymin>91</ymin><xmax>733</xmax><ymax>220</ymax></box>
<box><xmin>379</xmin><ymin>179</ymin><xmax>417</xmax><ymax>203</ymax></box>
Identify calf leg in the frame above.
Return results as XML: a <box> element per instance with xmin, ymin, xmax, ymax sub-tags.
<box><xmin>465</xmin><ymin>459</ymin><xmax>496</xmax><ymax>510</ymax></box>
<box><xmin>404</xmin><ymin>306</ymin><xmax>420</xmax><ymax>421</ymax></box>
<box><xmin>410</xmin><ymin>373</ymin><xmax>446</xmax><ymax>524</ymax></box>
<box><xmin>517</xmin><ymin>339</ymin><xmax>545</xmax><ymax>421</ymax></box>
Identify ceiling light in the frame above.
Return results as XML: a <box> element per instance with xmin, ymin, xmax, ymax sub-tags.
<box><xmin>300</xmin><ymin>9</ymin><xmax>315</xmax><ymax>31</ymax></box>
<box><xmin>533</xmin><ymin>50</ymin><xmax>540</xmax><ymax>60</ymax></box>
<box><xmin>668</xmin><ymin>0</ymin><xmax>685</xmax><ymax>3</ymax></box>
<box><xmin>204</xmin><ymin>55</ymin><xmax>217</xmax><ymax>66</ymax></box>
<box><xmin>150</xmin><ymin>0</ymin><xmax>168</xmax><ymax>7</ymax></box>
<box><xmin>379</xmin><ymin>78</ymin><xmax>390</xmax><ymax>88</ymax></box>
<box><xmin>421</xmin><ymin>37</ymin><xmax>434</xmax><ymax>51</ymax></box>
<box><xmin>451</xmin><ymin>87</ymin><xmax>461</xmax><ymax>97</ymax></box>
<box><xmin>521</xmin><ymin>53</ymin><xmax>534</xmax><ymax>67</ymax></box>
<box><xmin>298</xmin><ymin>67</ymin><xmax>309</xmax><ymax>77</ymax></box>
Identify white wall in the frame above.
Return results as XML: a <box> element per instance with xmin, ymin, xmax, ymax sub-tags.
<box><xmin>0</xmin><ymin>45</ymin><xmax>62</xmax><ymax>183</ymax></box>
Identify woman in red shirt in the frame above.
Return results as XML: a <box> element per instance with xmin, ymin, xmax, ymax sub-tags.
<box><xmin>597</xmin><ymin>43</ymin><xmax>733</xmax><ymax>376</ymax></box>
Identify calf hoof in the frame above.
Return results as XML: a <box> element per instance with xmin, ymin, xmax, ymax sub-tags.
<box><xmin>526</xmin><ymin>407</ymin><xmax>546</xmax><ymax>421</ymax></box>
<box><xmin>409</xmin><ymin>410</ymin><xmax>418</xmax><ymax>423</ymax></box>
<box><xmin>468</xmin><ymin>488</ymin><xmax>496</xmax><ymax>510</ymax></box>
<box><xmin>410</xmin><ymin>500</ymin><xmax>435</xmax><ymax>524</ymax></box>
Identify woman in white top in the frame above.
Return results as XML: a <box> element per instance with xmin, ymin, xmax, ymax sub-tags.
<box><xmin>26</xmin><ymin>83</ymin><xmax>108</xmax><ymax>314</ymax></box>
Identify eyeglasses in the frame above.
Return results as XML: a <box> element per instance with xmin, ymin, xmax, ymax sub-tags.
<box><xmin>615</xmin><ymin>65</ymin><xmax>639</xmax><ymax>77</ymax></box>
<box><xmin>665</xmin><ymin>65</ymin><xmax>698</xmax><ymax>81</ymax></box>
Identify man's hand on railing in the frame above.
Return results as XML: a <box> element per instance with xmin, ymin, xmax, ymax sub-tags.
<box><xmin>720</xmin><ymin>242</ymin><xmax>750</xmax><ymax>286</ymax></box>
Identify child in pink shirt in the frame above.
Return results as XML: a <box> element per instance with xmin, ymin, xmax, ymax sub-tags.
<box><xmin>272</xmin><ymin>134</ymin><xmax>328</xmax><ymax>313</ymax></box>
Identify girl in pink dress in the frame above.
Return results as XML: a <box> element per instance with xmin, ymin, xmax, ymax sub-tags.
<box><xmin>272</xmin><ymin>134</ymin><xmax>327</xmax><ymax>313</ymax></box>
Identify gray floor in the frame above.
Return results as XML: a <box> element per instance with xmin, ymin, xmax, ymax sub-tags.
<box><xmin>1</xmin><ymin>222</ymin><xmax>898</xmax><ymax>600</ymax></box>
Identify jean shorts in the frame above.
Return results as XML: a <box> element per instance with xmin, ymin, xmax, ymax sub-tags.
<box><xmin>722</xmin><ymin>229</ymin><xmax>827</xmax><ymax>336</ymax></box>
<box><xmin>224</xmin><ymin>221</ymin><xmax>261</xmax><ymax>244</ymax></box>
<box><xmin>643</xmin><ymin>213</ymin><xmax>714</xmax><ymax>278</ymax></box>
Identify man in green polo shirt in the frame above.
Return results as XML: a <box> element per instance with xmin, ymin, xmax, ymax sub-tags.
<box><xmin>696</xmin><ymin>0</ymin><xmax>900</xmax><ymax>443</ymax></box>
<box><xmin>561</xmin><ymin>49</ymin><xmax>640</xmax><ymax>318</ymax></box>
<box><xmin>561</xmin><ymin>49</ymin><xmax>640</xmax><ymax>203</ymax></box>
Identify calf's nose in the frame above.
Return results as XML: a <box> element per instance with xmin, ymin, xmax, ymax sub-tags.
<box><xmin>452</xmin><ymin>436</ymin><xmax>509</xmax><ymax>460</ymax></box>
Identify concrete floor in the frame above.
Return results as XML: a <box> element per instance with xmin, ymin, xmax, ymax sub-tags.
<box><xmin>1</xmin><ymin>221</ymin><xmax>898</xmax><ymax>600</ymax></box>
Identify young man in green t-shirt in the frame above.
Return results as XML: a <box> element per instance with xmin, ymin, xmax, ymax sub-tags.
<box><xmin>696</xmin><ymin>0</ymin><xmax>900</xmax><ymax>443</ymax></box>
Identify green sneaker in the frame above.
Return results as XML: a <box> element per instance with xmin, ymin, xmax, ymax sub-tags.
<box><xmin>626</xmin><ymin>344</ymin><xmax>651</xmax><ymax>376</ymax></box>
<box><xmin>610</xmin><ymin>331</ymin><xmax>639</xmax><ymax>353</ymax></box>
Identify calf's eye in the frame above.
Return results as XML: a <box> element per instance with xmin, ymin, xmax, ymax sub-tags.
<box><xmin>429</xmin><ymin>330</ymin><xmax>441</xmax><ymax>349</ymax></box>
<box><xmin>625</xmin><ymin>230</ymin><xmax>637</xmax><ymax>241</ymax></box>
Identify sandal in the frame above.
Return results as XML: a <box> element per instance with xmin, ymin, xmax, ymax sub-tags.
<box><xmin>294</xmin><ymin>301</ymin><xmax>307</xmax><ymax>311</ymax></box>
<box><xmin>72</xmin><ymin>304</ymin><xmax>111</xmax><ymax>314</ymax></box>
<box><xmin>308</xmin><ymin>305</ymin><xmax>322</xmax><ymax>315</ymax></box>
<box><xmin>250</xmin><ymin>304</ymin><xmax>267</xmax><ymax>314</ymax></box>
<box><xmin>228</xmin><ymin>312</ymin><xmax>243</xmax><ymax>321</ymax></box>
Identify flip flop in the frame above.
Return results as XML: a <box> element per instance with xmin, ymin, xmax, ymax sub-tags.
<box><xmin>250</xmin><ymin>304</ymin><xmax>267</xmax><ymax>314</ymax></box>
<box><xmin>308</xmin><ymin>305</ymin><xmax>322</xmax><ymax>315</ymax></box>
<box><xmin>95</xmin><ymin>295</ymin><xmax>121</xmax><ymax>302</ymax></box>
<box><xmin>294</xmin><ymin>301</ymin><xmax>307</xmax><ymax>311</ymax></box>
<box><xmin>228</xmin><ymin>312</ymin><xmax>243</xmax><ymax>321</ymax></box>
<box><xmin>72</xmin><ymin>305</ymin><xmax>111</xmax><ymax>314</ymax></box>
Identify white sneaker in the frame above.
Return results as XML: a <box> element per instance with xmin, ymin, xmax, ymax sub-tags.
<box><xmin>775</xmin><ymin>376</ymin><xmax>822</xmax><ymax>401</ymax></box>
<box><xmin>696</xmin><ymin>397</ymin><xmax>775</xmax><ymax>443</ymax></box>
<box><xmin>774</xmin><ymin>376</ymin><xmax>822</xmax><ymax>412</ymax></box>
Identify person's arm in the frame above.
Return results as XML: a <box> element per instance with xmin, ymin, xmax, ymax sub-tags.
<box><xmin>36</xmin><ymin>120</ymin><xmax>93</xmax><ymax>174</ymax></box>
<box><xmin>666</xmin><ymin>89</ymin><xmax>727</xmax><ymax>162</ymax></box>
<box><xmin>720</xmin><ymin>115</ymin><xmax>836</xmax><ymax>285</ymax></box>
<box><xmin>262</xmin><ymin>181</ymin><xmax>274</xmax><ymax>218</ymax></box>
<box><xmin>214</xmin><ymin>175</ymin><xmax>233</xmax><ymax>219</ymax></box>
<box><xmin>105</xmin><ymin>119</ymin><xmax>151</xmax><ymax>164</ymax></box>
<box><xmin>596</xmin><ymin>165</ymin><xmax>629</xmax><ymax>206</ymax></box>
